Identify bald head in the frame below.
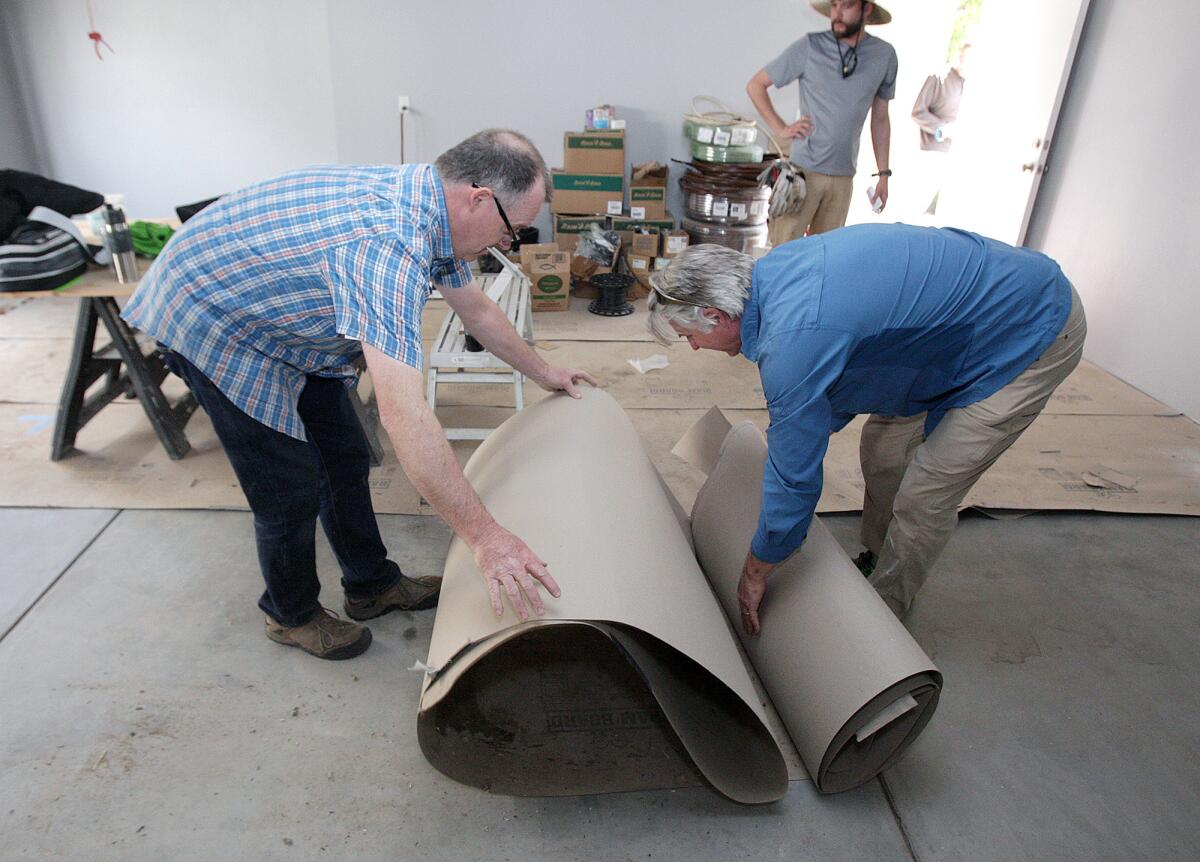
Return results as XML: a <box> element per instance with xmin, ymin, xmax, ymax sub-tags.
<box><xmin>435</xmin><ymin>128</ymin><xmax>551</xmax><ymax>204</ymax></box>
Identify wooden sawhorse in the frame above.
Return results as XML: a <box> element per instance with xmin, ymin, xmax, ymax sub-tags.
<box><xmin>4</xmin><ymin>268</ymin><xmax>197</xmax><ymax>461</ymax></box>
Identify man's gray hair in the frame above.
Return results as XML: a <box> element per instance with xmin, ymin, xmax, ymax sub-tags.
<box><xmin>435</xmin><ymin>129</ymin><xmax>552</xmax><ymax>203</ymax></box>
<box><xmin>647</xmin><ymin>244</ymin><xmax>753</xmax><ymax>345</ymax></box>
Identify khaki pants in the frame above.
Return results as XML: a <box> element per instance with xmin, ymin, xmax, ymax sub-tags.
<box><xmin>862</xmin><ymin>286</ymin><xmax>1087</xmax><ymax>616</ymax></box>
<box><xmin>767</xmin><ymin>170</ymin><xmax>853</xmax><ymax>245</ymax></box>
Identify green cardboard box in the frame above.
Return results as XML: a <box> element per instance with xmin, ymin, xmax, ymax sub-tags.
<box><xmin>550</xmin><ymin>171</ymin><xmax>625</xmax><ymax>216</ymax></box>
<box><xmin>562</xmin><ymin>130</ymin><xmax>626</xmax><ymax>174</ymax></box>
<box><xmin>552</xmin><ymin>214</ymin><xmax>607</xmax><ymax>252</ymax></box>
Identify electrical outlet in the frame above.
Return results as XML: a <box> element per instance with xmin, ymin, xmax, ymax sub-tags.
<box><xmin>398</xmin><ymin>95</ymin><xmax>410</xmax><ymax>113</ymax></box>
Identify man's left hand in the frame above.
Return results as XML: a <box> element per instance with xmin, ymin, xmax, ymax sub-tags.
<box><xmin>737</xmin><ymin>552</ymin><xmax>779</xmax><ymax>636</ymax></box>
<box><xmin>531</xmin><ymin>365</ymin><xmax>599</xmax><ymax>399</ymax></box>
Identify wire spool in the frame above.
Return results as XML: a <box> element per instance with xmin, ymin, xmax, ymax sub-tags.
<box><xmin>683</xmin><ymin>158</ymin><xmax>772</xmax><ymax>183</ymax></box>
<box><xmin>689</xmin><ymin>140</ymin><xmax>766</xmax><ymax>164</ymax></box>
<box><xmin>683</xmin><ymin>118</ymin><xmax>759</xmax><ymax>148</ymax></box>
<box><xmin>588</xmin><ymin>272</ymin><xmax>635</xmax><ymax>317</ymax></box>
<box><xmin>682</xmin><ymin>96</ymin><xmax>759</xmax><ymax>144</ymax></box>
<box><xmin>683</xmin><ymin>95</ymin><xmax>805</xmax><ymax>217</ymax></box>
<box><xmin>678</xmin><ymin>159</ymin><xmax>775</xmax><ymax>198</ymax></box>
<box><xmin>683</xmin><ymin>187</ymin><xmax>771</xmax><ymax>226</ymax></box>
<box><xmin>681</xmin><ymin>216</ymin><xmax>770</xmax><ymax>254</ymax></box>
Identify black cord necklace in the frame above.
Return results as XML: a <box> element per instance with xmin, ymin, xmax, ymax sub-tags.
<box><xmin>835</xmin><ymin>27</ymin><xmax>865</xmax><ymax>78</ymax></box>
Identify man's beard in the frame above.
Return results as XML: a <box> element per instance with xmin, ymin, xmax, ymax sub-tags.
<box><xmin>832</xmin><ymin>17</ymin><xmax>864</xmax><ymax>39</ymax></box>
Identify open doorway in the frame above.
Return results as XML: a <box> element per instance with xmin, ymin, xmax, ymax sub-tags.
<box><xmin>844</xmin><ymin>0</ymin><xmax>1092</xmax><ymax>245</ymax></box>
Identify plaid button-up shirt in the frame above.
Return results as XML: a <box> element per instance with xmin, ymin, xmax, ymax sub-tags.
<box><xmin>122</xmin><ymin>164</ymin><xmax>472</xmax><ymax>440</ymax></box>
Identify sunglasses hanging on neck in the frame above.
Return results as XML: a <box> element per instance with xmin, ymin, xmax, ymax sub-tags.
<box><xmin>833</xmin><ymin>20</ymin><xmax>865</xmax><ymax>79</ymax></box>
<box><xmin>838</xmin><ymin>44</ymin><xmax>858</xmax><ymax>78</ymax></box>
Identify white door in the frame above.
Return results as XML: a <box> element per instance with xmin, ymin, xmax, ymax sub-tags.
<box><xmin>935</xmin><ymin>0</ymin><xmax>1092</xmax><ymax>245</ymax></box>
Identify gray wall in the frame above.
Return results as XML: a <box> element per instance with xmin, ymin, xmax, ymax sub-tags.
<box><xmin>1026</xmin><ymin>0</ymin><xmax>1200</xmax><ymax>420</ymax></box>
<box><xmin>5</xmin><ymin>0</ymin><xmax>1197</xmax><ymax>419</ymax></box>
<box><xmin>1</xmin><ymin>0</ymin><xmax>339</xmax><ymax>211</ymax></box>
<box><xmin>2</xmin><ymin>0</ymin><xmax>821</xmax><ymax>227</ymax></box>
<box><xmin>0</xmin><ymin>3</ymin><xmax>42</xmax><ymax>172</ymax></box>
<box><xmin>326</xmin><ymin>0</ymin><xmax>822</xmax><ymax>235</ymax></box>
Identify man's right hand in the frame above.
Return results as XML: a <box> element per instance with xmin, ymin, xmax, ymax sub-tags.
<box><xmin>472</xmin><ymin>523</ymin><xmax>562</xmax><ymax>620</ymax></box>
<box><xmin>364</xmin><ymin>344</ymin><xmax>563</xmax><ymax>624</ymax></box>
<box><xmin>775</xmin><ymin>116</ymin><xmax>815</xmax><ymax>141</ymax></box>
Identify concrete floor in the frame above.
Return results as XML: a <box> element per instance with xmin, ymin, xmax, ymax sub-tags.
<box><xmin>1</xmin><ymin>506</ymin><xmax>1197</xmax><ymax>860</ymax></box>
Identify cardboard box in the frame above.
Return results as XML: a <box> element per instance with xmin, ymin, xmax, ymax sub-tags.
<box><xmin>627</xmin><ymin>253</ymin><xmax>653</xmax><ymax>274</ymax></box>
<box><xmin>630</xmin><ymin>161</ymin><xmax>668</xmax><ymax>185</ymax></box>
<box><xmin>584</xmin><ymin>105</ymin><xmax>617</xmax><ymax>131</ymax></box>
<box><xmin>654</xmin><ymin>256</ymin><xmax>673</xmax><ymax>271</ymax></box>
<box><xmin>628</xmin><ymin>162</ymin><xmax>669</xmax><ymax>220</ymax></box>
<box><xmin>661</xmin><ymin>230</ymin><xmax>690</xmax><ymax>257</ymax></box>
<box><xmin>609</xmin><ymin>213</ymin><xmax>675</xmax><ymax>246</ymax></box>
<box><xmin>629</xmin><ymin>185</ymin><xmax>668</xmax><ymax>220</ymax></box>
<box><xmin>568</xmin><ymin>258</ymin><xmax>617</xmax><ymax>300</ymax></box>
<box><xmin>528</xmin><ymin>252</ymin><xmax>571</xmax><ymax>311</ymax></box>
<box><xmin>552</xmin><ymin>214</ymin><xmax>607</xmax><ymax>252</ymax></box>
<box><xmin>609</xmin><ymin>213</ymin><xmax>674</xmax><ymax>233</ymax></box>
<box><xmin>563</xmin><ymin>130</ymin><xmax>626</xmax><ymax>174</ymax></box>
<box><xmin>518</xmin><ymin>243</ymin><xmax>560</xmax><ymax>275</ymax></box>
<box><xmin>627</xmin><ymin>254</ymin><xmax>654</xmax><ymax>300</ymax></box>
<box><xmin>630</xmin><ymin>231</ymin><xmax>661</xmax><ymax>257</ymax></box>
<box><xmin>550</xmin><ymin>171</ymin><xmax>625</xmax><ymax>216</ymax></box>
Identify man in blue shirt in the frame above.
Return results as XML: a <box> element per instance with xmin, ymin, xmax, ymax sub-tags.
<box><xmin>647</xmin><ymin>224</ymin><xmax>1086</xmax><ymax>631</ymax></box>
<box><xmin>124</xmin><ymin>130</ymin><xmax>596</xmax><ymax>659</ymax></box>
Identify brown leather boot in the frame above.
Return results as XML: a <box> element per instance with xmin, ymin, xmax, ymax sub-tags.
<box><xmin>265</xmin><ymin>606</ymin><xmax>372</xmax><ymax>660</ymax></box>
<box><xmin>343</xmin><ymin>575</ymin><xmax>442</xmax><ymax>620</ymax></box>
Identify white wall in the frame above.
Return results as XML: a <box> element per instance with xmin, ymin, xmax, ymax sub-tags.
<box><xmin>4</xmin><ymin>0</ymin><xmax>831</xmax><ymax>230</ymax></box>
<box><xmin>6</xmin><ymin>0</ymin><xmax>1197</xmax><ymax>419</ymax></box>
<box><xmin>1027</xmin><ymin>0</ymin><xmax>1200</xmax><ymax>420</ymax></box>
<box><xmin>2</xmin><ymin>0</ymin><xmax>339</xmax><ymax>214</ymax></box>
<box><xmin>0</xmin><ymin>4</ymin><xmax>42</xmax><ymax>172</ymax></box>
<box><xmin>325</xmin><ymin>0</ymin><xmax>828</xmax><ymax>238</ymax></box>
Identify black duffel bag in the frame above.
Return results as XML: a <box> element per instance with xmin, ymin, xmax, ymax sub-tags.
<box><xmin>0</xmin><ymin>169</ymin><xmax>106</xmax><ymax>293</ymax></box>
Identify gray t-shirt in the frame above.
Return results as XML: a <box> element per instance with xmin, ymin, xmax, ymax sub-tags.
<box><xmin>764</xmin><ymin>31</ymin><xmax>898</xmax><ymax>176</ymax></box>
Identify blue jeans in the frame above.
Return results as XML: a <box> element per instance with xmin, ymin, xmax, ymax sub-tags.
<box><xmin>160</xmin><ymin>349</ymin><xmax>402</xmax><ymax>626</ymax></box>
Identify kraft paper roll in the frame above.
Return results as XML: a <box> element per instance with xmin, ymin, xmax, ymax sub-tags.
<box><xmin>684</xmin><ymin>413</ymin><xmax>942</xmax><ymax>793</ymax></box>
<box><xmin>418</xmin><ymin>389</ymin><xmax>787</xmax><ymax>804</ymax></box>
<box><xmin>417</xmin><ymin>390</ymin><xmax>940</xmax><ymax>802</ymax></box>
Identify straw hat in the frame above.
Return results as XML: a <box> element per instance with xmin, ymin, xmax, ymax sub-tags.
<box><xmin>809</xmin><ymin>1</ymin><xmax>892</xmax><ymax>26</ymax></box>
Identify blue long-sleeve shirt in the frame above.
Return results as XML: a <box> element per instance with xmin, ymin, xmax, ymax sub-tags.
<box><xmin>741</xmin><ymin>224</ymin><xmax>1072</xmax><ymax>563</ymax></box>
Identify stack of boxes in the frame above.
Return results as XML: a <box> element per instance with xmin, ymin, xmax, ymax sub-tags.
<box><xmin>552</xmin><ymin>130</ymin><xmax>626</xmax><ymax>221</ymax></box>
<box><xmin>549</xmin><ymin>117</ymin><xmax>687</xmax><ymax>302</ymax></box>
<box><xmin>549</xmin><ymin>130</ymin><xmax>625</xmax><ymax>303</ymax></box>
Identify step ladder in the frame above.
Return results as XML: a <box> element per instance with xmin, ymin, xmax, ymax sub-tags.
<box><xmin>426</xmin><ymin>253</ymin><xmax>533</xmax><ymax>440</ymax></box>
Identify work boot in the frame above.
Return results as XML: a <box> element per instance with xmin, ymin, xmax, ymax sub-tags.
<box><xmin>344</xmin><ymin>575</ymin><xmax>442</xmax><ymax>620</ymax></box>
<box><xmin>853</xmin><ymin>550</ymin><xmax>877</xmax><ymax>577</ymax></box>
<box><xmin>265</xmin><ymin>606</ymin><xmax>372</xmax><ymax>660</ymax></box>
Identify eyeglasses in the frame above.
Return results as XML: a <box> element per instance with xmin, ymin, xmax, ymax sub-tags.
<box><xmin>650</xmin><ymin>282</ymin><xmax>709</xmax><ymax>308</ymax></box>
<box><xmin>471</xmin><ymin>182</ymin><xmax>519</xmax><ymax>246</ymax></box>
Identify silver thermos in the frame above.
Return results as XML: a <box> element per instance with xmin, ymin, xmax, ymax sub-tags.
<box><xmin>102</xmin><ymin>203</ymin><xmax>139</xmax><ymax>283</ymax></box>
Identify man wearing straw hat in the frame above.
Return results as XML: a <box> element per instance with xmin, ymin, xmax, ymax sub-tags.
<box><xmin>747</xmin><ymin>0</ymin><xmax>897</xmax><ymax>242</ymax></box>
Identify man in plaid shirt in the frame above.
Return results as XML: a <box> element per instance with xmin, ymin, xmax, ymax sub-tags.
<box><xmin>123</xmin><ymin>130</ymin><xmax>595</xmax><ymax>660</ymax></box>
